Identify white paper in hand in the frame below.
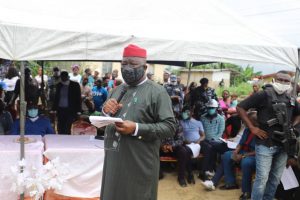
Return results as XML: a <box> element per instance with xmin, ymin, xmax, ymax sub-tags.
<box><xmin>219</xmin><ymin>137</ymin><xmax>238</xmax><ymax>149</ymax></box>
<box><xmin>89</xmin><ymin>116</ymin><xmax>123</xmax><ymax>128</ymax></box>
<box><xmin>227</xmin><ymin>141</ymin><xmax>238</xmax><ymax>149</ymax></box>
<box><xmin>186</xmin><ymin>143</ymin><xmax>201</xmax><ymax>158</ymax></box>
<box><xmin>281</xmin><ymin>166</ymin><xmax>299</xmax><ymax>190</ymax></box>
<box><xmin>219</xmin><ymin>138</ymin><xmax>227</xmax><ymax>143</ymax></box>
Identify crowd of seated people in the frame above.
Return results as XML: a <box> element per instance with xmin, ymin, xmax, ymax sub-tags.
<box><xmin>159</xmin><ymin>74</ymin><xmax>262</xmax><ymax>199</ymax></box>
<box><xmin>160</xmin><ymin>73</ymin><xmax>300</xmax><ymax>200</ymax></box>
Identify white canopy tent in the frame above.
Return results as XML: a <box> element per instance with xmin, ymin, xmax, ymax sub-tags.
<box><xmin>0</xmin><ymin>0</ymin><xmax>298</xmax><ymax>68</ymax></box>
<box><xmin>217</xmin><ymin>0</ymin><xmax>300</xmax><ymax>48</ymax></box>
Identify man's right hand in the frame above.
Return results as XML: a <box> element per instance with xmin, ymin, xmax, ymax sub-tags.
<box><xmin>103</xmin><ymin>98</ymin><xmax>122</xmax><ymax>115</ymax></box>
<box><xmin>161</xmin><ymin>145</ymin><xmax>168</xmax><ymax>153</ymax></box>
<box><xmin>162</xmin><ymin>145</ymin><xmax>173</xmax><ymax>153</ymax></box>
<box><xmin>250</xmin><ymin>126</ymin><xmax>268</xmax><ymax>139</ymax></box>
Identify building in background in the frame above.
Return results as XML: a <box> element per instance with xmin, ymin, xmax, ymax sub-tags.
<box><xmin>47</xmin><ymin>61</ymin><xmax>166</xmax><ymax>83</ymax></box>
<box><xmin>179</xmin><ymin>69</ymin><xmax>232</xmax><ymax>88</ymax></box>
<box><xmin>255</xmin><ymin>71</ymin><xmax>295</xmax><ymax>84</ymax></box>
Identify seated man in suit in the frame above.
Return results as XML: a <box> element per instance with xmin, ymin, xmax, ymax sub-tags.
<box><xmin>10</xmin><ymin>102</ymin><xmax>54</xmax><ymax>136</ymax></box>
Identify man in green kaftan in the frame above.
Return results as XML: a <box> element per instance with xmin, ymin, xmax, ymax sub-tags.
<box><xmin>100</xmin><ymin>44</ymin><xmax>176</xmax><ymax>200</ymax></box>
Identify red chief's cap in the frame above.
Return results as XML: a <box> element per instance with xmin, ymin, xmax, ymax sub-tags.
<box><xmin>123</xmin><ymin>44</ymin><xmax>147</xmax><ymax>58</ymax></box>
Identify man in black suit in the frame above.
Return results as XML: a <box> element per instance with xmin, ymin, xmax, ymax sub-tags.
<box><xmin>52</xmin><ymin>71</ymin><xmax>81</xmax><ymax>134</ymax></box>
<box><xmin>9</xmin><ymin>68</ymin><xmax>39</xmax><ymax>106</ymax></box>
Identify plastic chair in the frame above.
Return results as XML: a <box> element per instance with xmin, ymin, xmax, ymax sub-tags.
<box><xmin>71</xmin><ymin>119</ymin><xmax>97</xmax><ymax>135</ymax></box>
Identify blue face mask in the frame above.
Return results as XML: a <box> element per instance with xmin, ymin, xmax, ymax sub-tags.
<box><xmin>182</xmin><ymin>111</ymin><xmax>190</xmax><ymax>120</ymax></box>
<box><xmin>208</xmin><ymin>108</ymin><xmax>217</xmax><ymax>115</ymax></box>
<box><xmin>28</xmin><ymin>109</ymin><xmax>38</xmax><ymax>118</ymax></box>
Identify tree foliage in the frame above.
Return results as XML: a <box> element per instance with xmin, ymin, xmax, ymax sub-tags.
<box><xmin>216</xmin><ymin>82</ymin><xmax>253</xmax><ymax>98</ymax></box>
<box><xmin>11</xmin><ymin>61</ymin><xmax>53</xmax><ymax>77</ymax></box>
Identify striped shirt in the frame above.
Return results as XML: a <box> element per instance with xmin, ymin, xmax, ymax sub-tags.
<box><xmin>201</xmin><ymin>114</ymin><xmax>225</xmax><ymax>141</ymax></box>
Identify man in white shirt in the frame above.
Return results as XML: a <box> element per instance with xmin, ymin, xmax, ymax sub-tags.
<box><xmin>69</xmin><ymin>64</ymin><xmax>82</xmax><ymax>83</ymax></box>
<box><xmin>35</xmin><ymin>67</ymin><xmax>48</xmax><ymax>89</ymax></box>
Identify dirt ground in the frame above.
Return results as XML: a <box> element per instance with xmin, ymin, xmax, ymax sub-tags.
<box><xmin>158</xmin><ymin>171</ymin><xmax>241</xmax><ymax>200</ymax></box>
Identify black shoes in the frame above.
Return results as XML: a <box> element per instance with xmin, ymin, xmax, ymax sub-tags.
<box><xmin>159</xmin><ymin>170</ymin><xmax>164</xmax><ymax>180</ymax></box>
<box><xmin>178</xmin><ymin>173</ymin><xmax>195</xmax><ymax>187</ymax></box>
<box><xmin>239</xmin><ymin>192</ymin><xmax>251</xmax><ymax>200</ymax></box>
<box><xmin>178</xmin><ymin>178</ymin><xmax>187</xmax><ymax>187</ymax></box>
<box><xmin>198</xmin><ymin>173</ymin><xmax>209</xmax><ymax>181</ymax></box>
<box><xmin>187</xmin><ymin>174</ymin><xmax>195</xmax><ymax>184</ymax></box>
<box><xmin>219</xmin><ymin>184</ymin><xmax>239</xmax><ymax>190</ymax></box>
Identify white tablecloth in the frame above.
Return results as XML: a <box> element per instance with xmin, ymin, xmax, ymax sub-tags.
<box><xmin>43</xmin><ymin>135</ymin><xmax>104</xmax><ymax>198</ymax></box>
<box><xmin>0</xmin><ymin>135</ymin><xmax>44</xmax><ymax>200</ymax></box>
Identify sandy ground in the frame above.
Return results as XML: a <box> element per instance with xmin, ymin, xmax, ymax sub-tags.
<box><xmin>158</xmin><ymin>171</ymin><xmax>241</xmax><ymax>200</ymax></box>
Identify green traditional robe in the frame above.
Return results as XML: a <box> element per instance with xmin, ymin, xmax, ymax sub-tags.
<box><xmin>101</xmin><ymin>80</ymin><xmax>176</xmax><ymax>200</ymax></box>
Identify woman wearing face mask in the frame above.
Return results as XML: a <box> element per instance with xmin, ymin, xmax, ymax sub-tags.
<box><xmin>10</xmin><ymin>102</ymin><xmax>55</xmax><ymax>136</ymax></box>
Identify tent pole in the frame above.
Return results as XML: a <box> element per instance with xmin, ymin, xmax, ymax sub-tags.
<box><xmin>293</xmin><ymin>49</ymin><xmax>300</xmax><ymax>97</ymax></box>
<box><xmin>186</xmin><ymin>62</ymin><xmax>191</xmax><ymax>86</ymax></box>
<box><xmin>19</xmin><ymin>61</ymin><xmax>26</xmax><ymax>200</ymax></box>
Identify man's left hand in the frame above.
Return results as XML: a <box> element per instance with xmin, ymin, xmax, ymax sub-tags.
<box><xmin>115</xmin><ymin>120</ymin><xmax>136</xmax><ymax>135</ymax></box>
<box><xmin>286</xmin><ymin>158</ymin><xmax>298</xmax><ymax>167</ymax></box>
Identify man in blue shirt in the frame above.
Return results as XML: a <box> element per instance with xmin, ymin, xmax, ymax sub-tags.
<box><xmin>92</xmin><ymin>79</ymin><xmax>108</xmax><ymax>112</ymax></box>
<box><xmin>10</xmin><ymin>102</ymin><xmax>54</xmax><ymax>136</ymax></box>
<box><xmin>180</xmin><ymin>106</ymin><xmax>205</xmax><ymax>185</ymax></box>
<box><xmin>181</xmin><ymin>108</ymin><xmax>205</xmax><ymax>143</ymax></box>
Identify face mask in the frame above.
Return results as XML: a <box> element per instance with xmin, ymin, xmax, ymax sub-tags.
<box><xmin>121</xmin><ymin>65</ymin><xmax>145</xmax><ymax>86</ymax></box>
<box><xmin>97</xmin><ymin>84</ymin><xmax>102</xmax><ymax>88</ymax></box>
<box><xmin>82</xmin><ymin>80</ymin><xmax>88</xmax><ymax>86</ymax></box>
<box><xmin>182</xmin><ymin>112</ymin><xmax>190</xmax><ymax>120</ymax></box>
<box><xmin>208</xmin><ymin>108</ymin><xmax>217</xmax><ymax>115</ymax></box>
<box><xmin>53</xmin><ymin>71</ymin><xmax>60</xmax><ymax>77</ymax></box>
<box><xmin>272</xmin><ymin>82</ymin><xmax>291</xmax><ymax>94</ymax></box>
<box><xmin>28</xmin><ymin>109</ymin><xmax>38</xmax><ymax>118</ymax></box>
<box><xmin>61</xmin><ymin>80</ymin><xmax>70</xmax><ymax>85</ymax></box>
<box><xmin>171</xmin><ymin>81</ymin><xmax>177</xmax><ymax>86</ymax></box>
